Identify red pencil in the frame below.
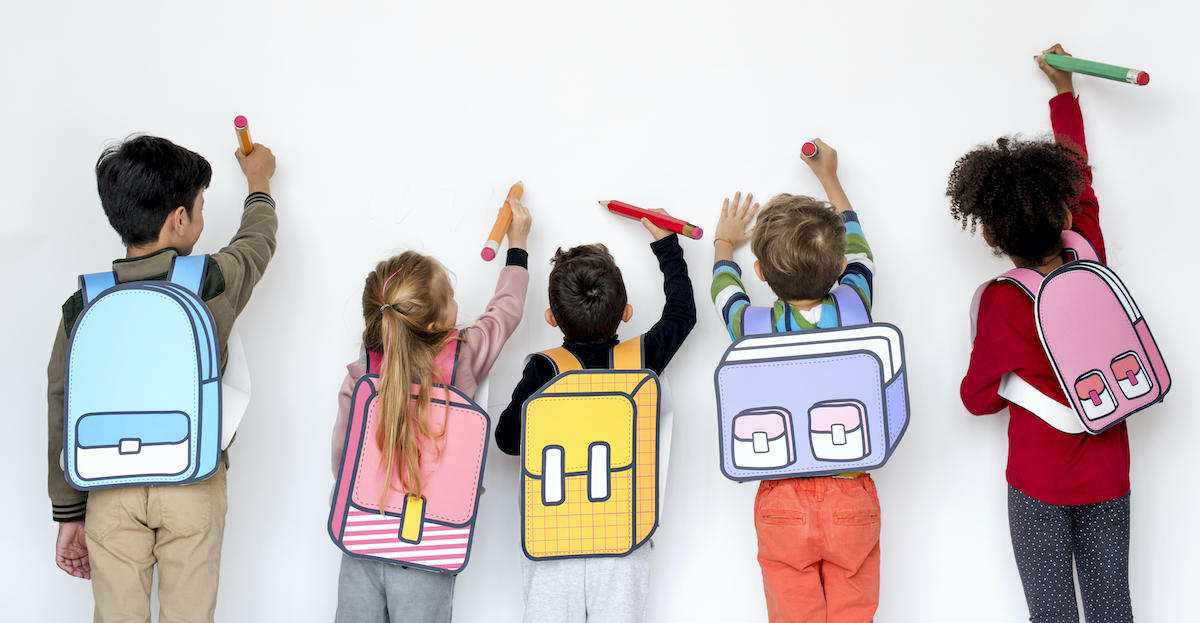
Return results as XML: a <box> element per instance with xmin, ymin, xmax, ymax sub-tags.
<box><xmin>601</xmin><ymin>200</ymin><xmax>704</xmax><ymax>240</ymax></box>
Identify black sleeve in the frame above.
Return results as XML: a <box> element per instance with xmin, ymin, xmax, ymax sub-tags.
<box><xmin>495</xmin><ymin>355</ymin><xmax>556</xmax><ymax>455</ymax></box>
<box><xmin>505</xmin><ymin>248</ymin><xmax>529</xmax><ymax>269</ymax></box>
<box><xmin>641</xmin><ymin>236</ymin><xmax>697</xmax><ymax>375</ymax></box>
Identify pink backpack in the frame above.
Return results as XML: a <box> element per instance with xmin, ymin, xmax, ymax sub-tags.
<box><xmin>973</xmin><ymin>231</ymin><xmax>1170</xmax><ymax>434</ymax></box>
<box><xmin>328</xmin><ymin>336</ymin><xmax>490</xmax><ymax>574</ymax></box>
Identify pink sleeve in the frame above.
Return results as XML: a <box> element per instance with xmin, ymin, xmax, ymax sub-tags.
<box><xmin>331</xmin><ymin>364</ymin><xmax>364</xmax><ymax>476</ymax></box>
<box><xmin>458</xmin><ymin>265</ymin><xmax>529</xmax><ymax>384</ymax></box>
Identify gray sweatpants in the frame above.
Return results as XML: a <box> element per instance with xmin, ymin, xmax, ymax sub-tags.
<box><xmin>1008</xmin><ymin>486</ymin><xmax>1132</xmax><ymax>623</ymax></box>
<box><xmin>521</xmin><ymin>541</ymin><xmax>653</xmax><ymax>623</ymax></box>
<box><xmin>335</xmin><ymin>554</ymin><xmax>455</xmax><ymax>623</ymax></box>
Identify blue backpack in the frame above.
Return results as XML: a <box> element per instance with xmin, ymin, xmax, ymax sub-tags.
<box><xmin>63</xmin><ymin>254</ymin><xmax>222</xmax><ymax>490</ymax></box>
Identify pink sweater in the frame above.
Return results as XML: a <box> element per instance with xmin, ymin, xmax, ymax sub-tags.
<box><xmin>330</xmin><ymin>264</ymin><xmax>529</xmax><ymax>474</ymax></box>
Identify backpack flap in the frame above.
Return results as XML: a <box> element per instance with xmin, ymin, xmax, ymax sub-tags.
<box><xmin>350</xmin><ymin>384</ymin><xmax>488</xmax><ymax>526</ymax></box>
<box><xmin>524</xmin><ymin>387</ymin><xmax>636</xmax><ymax>505</ymax></box>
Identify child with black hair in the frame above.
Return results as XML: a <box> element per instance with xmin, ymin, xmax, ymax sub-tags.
<box><xmin>495</xmin><ymin>212</ymin><xmax>696</xmax><ymax>623</ymax></box>
<box><xmin>952</xmin><ymin>44</ymin><xmax>1133</xmax><ymax>623</ymax></box>
<box><xmin>47</xmin><ymin>135</ymin><xmax>277</xmax><ymax>621</ymax></box>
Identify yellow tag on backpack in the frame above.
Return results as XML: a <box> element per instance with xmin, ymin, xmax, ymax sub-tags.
<box><xmin>521</xmin><ymin>337</ymin><xmax>660</xmax><ymax>560</ymax></box>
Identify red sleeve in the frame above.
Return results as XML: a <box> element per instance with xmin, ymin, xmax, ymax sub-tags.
<box><xmin>961</xmin><ymin>282</ymin><xmax>1067</xmax><ymax>415</ymax></box>
<box><xmin>1049</xmin><ymin>93</ymin><xmax>1105</xmax><ymax>263</ymax></box>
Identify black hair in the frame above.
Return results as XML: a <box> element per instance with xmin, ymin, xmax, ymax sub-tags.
<box><xmin>547</xmin><ymin>244</ymin><xmax>627</xmax><ymax>342</ymax></box>
<box><xmin>95</xmin><ymin>135</ymin><xmax>212</xmax><ymax>246</ymax></box>
<box><xmin>946</xmin><ymin>136</ymin><xmax>1086</xmax><ymax>265</ymax></box>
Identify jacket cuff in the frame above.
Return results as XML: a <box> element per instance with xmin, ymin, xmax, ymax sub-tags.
<box><xmin>52</xmin><ymin>500</ymin><xmax>87</xmax><ymax>523</ymax></box>
<box><xmin>505</xmin><ymin>248</ymin><xmax>528</xmax><ymax>268</ymax></box>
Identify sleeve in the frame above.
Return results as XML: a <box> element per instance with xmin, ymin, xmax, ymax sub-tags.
<box><xmin>642</xmin><ymin>236</ymin><xmax>697</xmax><ymax>374</ymax></box>
<box><xmin>210</xmin><ymin>193</ymin><xmax>279</xmax><ymax>316</ymax></box>
<box><xmin>330</xmin><ymin>368</ymin><xmax>359</xmax><ymax>477</ymax></box>
<box><xmin>495</xmin><ymin>356</ymin><xmax>555</xmax><ymax>456</ymax></box>
<box><xmin>1049</xmin><ymin>93</ymin><xmax>1105</xmax><ymax>263</ymax></box>
<box><xmin>838</xmin><ymin>210</ymin><xmax>875</xmax><ymax>312</ymax></box>
<box><xmin>47</xmin><ymin>318</ymin><xmax>86</xmax><ymax>522</ymax></box>
<box><xmin>711</xmin><ymin>260</ymin><xmax>750</xmax><ymax>340</ymax></box>
<box><xmin>960</xmin><ymin>284</ymin><xmax>1060</xmax><ymax>415</ymax></box>
<box><xmin>457</xmin><ymin>261</ymin><xmax>529</xmax><ymax>384</ymax></box>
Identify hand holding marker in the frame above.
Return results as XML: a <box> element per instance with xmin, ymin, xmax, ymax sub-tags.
<box><xmin>801</xmin><ymin>141</ymin><xmax>819</xmax><ymax>158</ymax></box>
<box><xmin>1043</xmin><ymin>53</ymin><xmax>1149</xmax><ymax>85</ymax></box>
<box><xmin>601</xmin><ymin>200</ymin><xmax>704</xmax><ymax>240</ymax></box>
<box><xmin>481</xmin><ymin>181</ymin><xmax>524</xmax><ymax>261</ymax></box>
<box><xmin>234</xmin><ymin>116</ymin><xmax>254</xmax><ymax>154</ymax></box>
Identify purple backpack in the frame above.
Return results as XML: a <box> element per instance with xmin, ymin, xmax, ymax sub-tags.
<box><xmin>714</xmin><ymin>285</ymin><xmax>910</xmax><ymax>481</ymax></box>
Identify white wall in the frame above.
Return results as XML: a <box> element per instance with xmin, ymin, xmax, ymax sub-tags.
<box><xmin>3</xmin><ymin>1</ymin><xmax>1198</xmax><ymax>620</ymax></box>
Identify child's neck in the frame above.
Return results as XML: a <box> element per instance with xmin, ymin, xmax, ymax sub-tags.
<box><xmin>1020</xmin><ymin>250</ymin><xmax>1067</xmax><ymax>276</ymax></box>
<box><xmin>785</xmin><ymin>297</ymin><xmax>823</xmax><ymax>312</ymax></box>
<box><xmin>125</xmin><ymin>242</ymin><xmax>172</xmax><ymax>259</ymax></box>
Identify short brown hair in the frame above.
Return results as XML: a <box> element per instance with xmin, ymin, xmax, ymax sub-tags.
<box><xmin>751</xmin><ymin>194</ymin><xmax>846</xmax><ymax>301</ymax></box>
<box><xmin>547</xmin><ymin>244</ymin><xmax>627</xmax><ymax>342</ymax></box>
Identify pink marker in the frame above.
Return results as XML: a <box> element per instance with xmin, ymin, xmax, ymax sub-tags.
<box><xmin>801</xmin><ymin>141</ymin><xmax>819</xmax><ymax>158</ymax></box>
<box><xmin>234</xmin><ymin>116</ymin><xmax>253</xmax><ymax>155</ymax></box>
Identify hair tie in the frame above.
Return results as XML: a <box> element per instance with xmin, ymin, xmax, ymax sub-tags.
<box><xmin>379</xmin><ymin>303</ymin><xmax>393</xmax><ymax>312</ymax></box>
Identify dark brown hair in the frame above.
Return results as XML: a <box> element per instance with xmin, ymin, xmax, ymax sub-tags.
<box><xmin>947</xmin><ymin>136</ymin><xmax>1086</xmax><ymax>265</ymax></box>
<box><xmin>547</xmin><ymin>244</ymin><xmax>627</xmax><ymax>342</ymax></box>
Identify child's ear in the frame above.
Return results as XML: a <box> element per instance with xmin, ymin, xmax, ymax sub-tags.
<box><xmin>753</xmin><ymin>260</ymin><xmax>765</xmax><ymax>282</ymax></box>
<box><xmin>1062</xmin><ymin>206</ymin><xmax>1074</xmax><ymax>231</ymax></box>
<box><xmin>842</xmin><ymin>257</ymin><xmax>848</xmax><ymax>273</ymax></box>
<box><xmin>544</xmin><ymin>308</ymin><xmax>558</xmax><ymax>328</ymax></box>
<box><xmin>981</xmin><ymin>227</ymin><xmax>997</xmax><ymax>248</ymax></box>
<box><xmin>622</xmin><ymin>304</ymin><xmax>633</xmax><ymax>323</ymax></box>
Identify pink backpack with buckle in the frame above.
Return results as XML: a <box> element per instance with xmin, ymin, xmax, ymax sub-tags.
<box><xmin>328</xmin><ymin>336</ymin><xmax>490</xmax><ymax>574</ymax></box>
<box><xmin>973</xmin><ymin>231</ymin><xmax>1170</xmax><ymax>434</ymax></box>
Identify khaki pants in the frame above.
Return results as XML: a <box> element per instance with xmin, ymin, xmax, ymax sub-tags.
<box><xmin>85</xmin><ymin>465</ymin><xmax>227</xmax><ymax>623</ymax></box>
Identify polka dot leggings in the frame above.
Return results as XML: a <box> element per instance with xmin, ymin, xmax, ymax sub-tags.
<box><xmin>1008</xmin><ymin>486</ymin><xmax>1133</xmax><ymax>623</ymax></box>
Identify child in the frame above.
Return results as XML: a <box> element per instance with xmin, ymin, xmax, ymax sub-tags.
<box><xmin>330</xmin><ymin>197</ymin><xmax>531</xmax><ymax>622</ymax></box>
<box><xmin>710</xmin><ymin>140</ymin><xmax>879</xmax><ymax>622</ymax></box>
<box><xmin>494</xmin><ymin>213</ymin><xmax>696</xmax><ymax>623</ymax></box>
<box><xmin>48</xmin><ymin>135</ymin><xmax>278</xmax><ymax>620</ymax></box>
<box><xmin>951</xmin><ymin>44</ymin><xmax>1132</xmax><ymax>622</ymax></box>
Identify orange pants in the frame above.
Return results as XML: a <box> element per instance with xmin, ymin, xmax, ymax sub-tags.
<box><xmin>754</xmin><ymin>475</ymin><xmax>881</xmax><ymax>623</ymax></box>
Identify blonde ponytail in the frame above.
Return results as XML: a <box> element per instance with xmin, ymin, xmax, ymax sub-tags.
<box><xmin>361</xmin><ymin>252</ymin><xmax>455</xmax><ymax>510</ymax></box>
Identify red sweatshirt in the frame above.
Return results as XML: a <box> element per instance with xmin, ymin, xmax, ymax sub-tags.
<box><xmin>960</xmin><ymin>92</ymin><xmax>1130</xmax><ymax>506</ymax></box>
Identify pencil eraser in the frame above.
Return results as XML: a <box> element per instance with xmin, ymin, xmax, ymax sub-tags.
<box><xmin>801</xmin><ymin>142</ymin><xmax>819</xmax><ymax>158</ymax></box>
<box><xmin>481</xmin><ymin>247</ymin><xmax>497</xmax><ymax>261</ymax></box>
<box><xmin>234</xmin><ymin>115</ymin><xmax>248</xmax><ymax>129</ymax></box>
<box><xmin>1136</xmin><ymin>71</ymin><xmax>1150</xmax><ymax>86</ymax></box>
<box><xmin>690</xmin><ymin>227</ymin><xmax>704</xmax><ymax>240</ymax></box>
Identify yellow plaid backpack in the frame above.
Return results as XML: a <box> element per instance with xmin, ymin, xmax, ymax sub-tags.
<box><xmin>520</xmin><ymin>337</ymin><xmax>660</xmax><ymax>560</ymax></box>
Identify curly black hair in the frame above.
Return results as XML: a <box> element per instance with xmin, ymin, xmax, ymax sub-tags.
<box><xmin>947</xmin><ymin>136</ymin><xmax>1087</xmax><ymax>265</ymax></box>
<box><xmin>547</xmin><ymin>244</ymin><xmax>627</xmax><ymax>342</ymax></box>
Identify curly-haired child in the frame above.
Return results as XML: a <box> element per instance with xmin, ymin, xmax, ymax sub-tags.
<box><xmin>950</xmin><ymin>44</ymin><xmax>1133</xmax><ymax>623</ymax></box>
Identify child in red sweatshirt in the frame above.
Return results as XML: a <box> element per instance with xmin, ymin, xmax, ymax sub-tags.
<box><xmin>949</xmin><ymin>44</ymin><xmax>1132</xmax><ymax>623</ymax></box>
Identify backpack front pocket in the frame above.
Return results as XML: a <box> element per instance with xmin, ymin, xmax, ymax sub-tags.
<box><xmin>74</xmin><ymin>411</ymin><xmax>191</xmax><ymax>481</ymax></box>
<box><xmin>731</xmin><ymin>408</ymin><xmax>795</xmax><ymax>469</ymax></box>
<box><xmin>808</xmin><ymin>400</ymin><xmax>869</xmax><ymax>461</ymax></box>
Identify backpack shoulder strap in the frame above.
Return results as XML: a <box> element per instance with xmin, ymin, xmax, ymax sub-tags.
<box><xmin>831</xmin><ymin>284</ymin><xmax>870</xmax><ymax>326</ymax></box>
<box><xmin>611</xmin><ymin>336</ymin><xmax>645</xmax><ymax>370</ymax></box>
<box><xmin>999</xmin><ymin>373</ymin><xmax>1086</xmax><ymax>435</ymax></box>
<box><xmin>743</xmin><ymin>306</ymin><xmax>774</xmax><ymax>336</ymax></box>
<box><xmin>996</xmin><ymin>268</ymin><xmax>1044</xmax><ymax>300</ymax></box>
<box><xmin>168</xmin><ymin>254</ymin><xmax>208</xmax><ymax>296</ymax></box>
<box><xmin>79</xmin><ymin>270</ymin><xmax>117</xmax><ymax>305</ymax></box>
<box><xmin>1061</xmin><ymin>230</ymin><xmax>1099</xmax><ymax>263</ymax></box>
<box><xmin>536</xmin><ymin>347</ymin><xmax>583</xmax><ymax>375</ymax></box>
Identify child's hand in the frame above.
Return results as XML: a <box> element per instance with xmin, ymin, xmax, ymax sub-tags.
<box><xmin>714</xmin><ymin>192</ymin><xmax>760</xmax><ymax>250</ymax></box>
<box><xmin>55</xmin><ymin>520</ymin><xmax>90</xmax><ymax>579</ymax></box>
<box><xmin>235</xmin><ymin>143</ymin><xmax>275</xmax><ymax>195</ymax></box>
<box><xmin>640</xmin><ymin>208</ymin><xmax>676</xmax><ymax>241</ymax></box>
<box><xmin>800</xmin><ymin>138</ymin><xmax>838</xmax><ymax>181</ymax></box>
<box><xmin>1036</xmin><ymin>43</ymin><xmax>1075</xmax><ymax>95</ymax></box>
<box><xmin>507</xmin><ymin>196</ymin><xmax>532</xmax><ymax>250</ymax></box>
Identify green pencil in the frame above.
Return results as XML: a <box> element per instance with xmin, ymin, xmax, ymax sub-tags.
<box><xmin>1044</xmin><ymin>53</ymin><xmax>1149</xmax><ymax>86</ymax></box>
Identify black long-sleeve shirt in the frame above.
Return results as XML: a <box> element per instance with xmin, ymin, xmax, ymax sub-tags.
<box><xmin>494</xmin><ymin>235</ymin><xmax>696</xmax><ymax>455</ymax></box>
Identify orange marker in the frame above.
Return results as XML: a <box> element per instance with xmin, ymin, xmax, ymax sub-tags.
<box><xmin>481</xmin><ymin>181</ymin><xmax>524</xmax><ymax>261</ymax></box>
<box><xmin>234</xmin><ymin>115</ymin><xmax>253</xmax><ymax>155</ymax></box>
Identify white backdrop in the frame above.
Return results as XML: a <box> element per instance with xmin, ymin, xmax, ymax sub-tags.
<box><xmin>3</xmin><ymin>1</ymin><xmax>1198</xmax><ymax>621</ymax></box>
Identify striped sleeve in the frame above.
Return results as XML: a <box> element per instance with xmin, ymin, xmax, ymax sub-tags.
<box><xmin>839</xmin><ymin>211</ymin><xmax>874</xmax><ymax>312</ymax></box>
<box><xmin>711</xmin><ymin>259</ymin><xmax>750</xmax><ymax>340</ymax></box>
